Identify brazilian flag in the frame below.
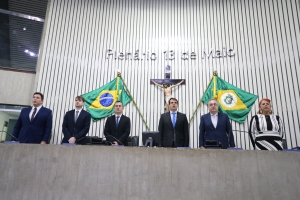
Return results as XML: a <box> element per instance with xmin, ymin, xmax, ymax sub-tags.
<box><xmin>202</xmin><ymin>75</ymin><xmax>258</xmax><ymax>123</ymax></box>
<box><xmin>82</xmin><ymin>77</ymin><xmax>132</xmax><ymax>121</ymax></box>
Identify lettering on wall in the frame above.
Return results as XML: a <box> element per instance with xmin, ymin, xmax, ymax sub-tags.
<box><xmin>106</xmin><ymin>48</ymin><xmax>235</xmax><ymax>60</ymax></box>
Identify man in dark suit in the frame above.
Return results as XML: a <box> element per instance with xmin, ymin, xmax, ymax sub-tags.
<box><xmin>158</xmin><ymin>98</ymin><xmax>189</xmax><ymax>147</ymax></box>
<box><xmin>104</xmin><ymin>101</ymin><xmax>131</xmax><ymax>146</ymax></box>
<box><xmin>13</xmin><ymin>92</ymin><xmax>52</xmax><ymax>144</ymax></box>
<box><xmin>199</xmin><ymin>98</ymin><xmax>235</xmax><ymax>149</ymax></box>
<box><xmin>62</xmin><ymin>96</ymin><xmax>91</xmax><ymax>145</ymax></box>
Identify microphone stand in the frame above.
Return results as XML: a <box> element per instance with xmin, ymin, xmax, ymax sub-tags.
<box><xmin>61</xmin><ymin>136</ymin><xmax>86</xmax><ymax>145</ymax></box>
<box><xmin>0</xmin><ymin>131</ymin><xmax>19</xmax><ymax>142</ymax></box>
<box><xmin>231</xmin><ymin>130</ymin><xmax>252</xmax><ymax>149</ymax></box>
<box><xmin>104</xmin><ymin>135</ymin><xmax>124</xmax><ymax>146</ymax></box>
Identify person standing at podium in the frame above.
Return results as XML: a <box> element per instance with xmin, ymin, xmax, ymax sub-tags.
<box><xmin>158</xmin><ymin>98</ymin><xmax>189</xmax><ymax>147</ymax></box>
<box><xmin>249</xmin><ymin>98</ymin><xmax>284</xmax><ymax>151</ymax></box>
<box><xmin>199</xmin><ymin>98</ymin><xmax>235</xmax><ymax>149</ymax></box>
<box><xmin>12</xmin><ymin>92</ymin><xmax>52</xmax><ymax>144</ymax></box>
<box><xmin>62</xmin><ymin>96</ymin><xmax>91</xmax><ymax>145</ymax></box>
<box><xmin>104</xmin><ymin>101</ymin><xmax>131</xmax><ymax>146</ymax></box>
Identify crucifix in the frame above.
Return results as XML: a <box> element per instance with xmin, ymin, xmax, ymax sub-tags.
<box><xmin>150</xmin><ymin>65</ymin><xmax>185</xmax><ymax>112</ymax></box>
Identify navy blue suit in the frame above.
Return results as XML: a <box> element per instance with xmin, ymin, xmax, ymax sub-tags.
<box><xmin>13</xmin><ymin>106</ymin><xmax>52</xmax><ymax>143</ymax></box>
<box><xmin>62</xmin><ymin>109</ymin><xmax>91</xmax><ymax>145</ymax></box>
<box><xmin>199</xmin><ymin>112</ymin><xmax>235</xmax><ymax>149</ymax></box>
<box><xmin>104</xmin><ymin>115</ymin><xmax>131</xmax><ymax>146</ymax></box>
<box><xmin>158</xmin><ymin>112</ymin><xmax>189</xmax><ymax>147</ymax></box>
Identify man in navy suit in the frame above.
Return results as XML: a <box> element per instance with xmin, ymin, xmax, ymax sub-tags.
<box><xmin>104</xmin><ymin>101</ymin><xmax>131</xmax><ymax>146</ymax></box>
<box><xmin>199</xmin><ymin>98</ymin><xmax>235</xmax><ymax>149</ymax></box>
<box><xmin>13</xmin><ymin>92</ymin><xmax>52</xmax><ymax>144</ymax></box>
<box><xmin>62</xmin><ymin>96</ymin><xmax>91</xmax><ymax>145</ymax></box>
<box><xmin>158</xmin><ymin>98</ymin><xmax>189</xmax><ymax>147</ymax></box>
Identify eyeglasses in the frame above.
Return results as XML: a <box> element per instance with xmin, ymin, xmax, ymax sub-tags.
<box><xmin>261</xmin><ymin>103</ymin><xmax>270</xmax><ymax>106</ymax></box>
<box><xmin>209</xmin><ymin>103</ymin><xmax>218</xmax><ymax>106</ymax></box>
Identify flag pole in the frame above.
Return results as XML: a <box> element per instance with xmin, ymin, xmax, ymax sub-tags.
<box><xmin>118</xmin><ymin>72</ymin><xmax>150</xmax><ymax>131</ymax></box>
<box><xmin>213</xmin><ymin>71</ymin><xmax>218</xmax><ymax>99</ymax></box>
<box><xmin>188</xmin><ymin>71</ymin><xmax>218</xmax><ymax>124</ymax></box>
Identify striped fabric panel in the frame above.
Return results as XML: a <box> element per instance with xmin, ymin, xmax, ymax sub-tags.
<box><xmin>256</xmin><ymin>140</ymin><xmax>283</xmax><ymax>151</ymax></box>
<box><xmin>250</xmin><ymin>114</ymin><xmax>283</xmax><ymax>139</ymax></box>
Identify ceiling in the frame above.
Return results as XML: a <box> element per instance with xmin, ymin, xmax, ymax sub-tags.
<box><xmin>0</xmin><ymin>0</ymin><xmax>48</xmax><ymax>71</ymax></box>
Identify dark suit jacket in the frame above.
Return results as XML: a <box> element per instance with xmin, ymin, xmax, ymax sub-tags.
<box><xmin>62</xmin><ymin>109</ymin><xmax>91</xmax><ymax>145</ymax></box>
<box><xmin>104</xmin><ymin>114</ymin><xmax>131</xmax><ymax>146</ymax></box>
<box><xmin>199</xmin><ymin>112</ymin><xmax>235</xmax><ymax>149</ymax></box>
<box><xmin>13</xmin><ymin>106</ymin><xmax>52</xmax><ymax>143</ymax></box>
<box><xmin>158</xmin><ymin>112</ymin><xmax>189</xmax><ymax>147</ymax></box>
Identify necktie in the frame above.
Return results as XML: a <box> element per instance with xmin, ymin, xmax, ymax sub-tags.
<box><xmin>75</xmin><ymin>111</ymin><xmax>79</xmax><ymax>122</ymax></box>
<box><xmin>31</xmin><ymin>108</ymin><xmax>37</xmax><ymax>121</ymax></box>
<box><xmin>172</xmin><ymin>112</ymin><xmax>176</xmax><ymax>128</ymax></box>
<box><xmin>116</xmin><ymin>116</ymin><xmax>120</xmax><ymax>128</ymax></box>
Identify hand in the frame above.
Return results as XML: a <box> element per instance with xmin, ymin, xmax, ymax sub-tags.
<box><xmin>40</xmin><ymin>141</ymin><xmax>46</xmax><ymax>144</ymax></box>
<box><xmin>68</xmin><ymin>137</ymin><xmax>76</xmax><ymax>143</ymax></box>
<box><xmin>112</xmin><ymin>141</ymin><xmax>119</xmax><ymax>145</ymax></box>
<box><xmin>200</xmin><ymin>146</ymin><xmax>205</xmax><ymax>149</ymax></box>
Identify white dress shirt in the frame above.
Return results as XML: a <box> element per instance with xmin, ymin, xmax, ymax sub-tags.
<box><xmin>116</xmin><ymin>114</ymin><xmax>122</xmax><ymax>123</ymax></box>
<box><xmin>75</xmin><ymin>108</ymin><xmax>83</xmax><ymax>120</ymax></box>
<box><xmin>211</xmin><ymin>113</ymin><xmax>218</xmax><ymax>128</ymax></box>
<box><xmin>170</xmin><ymin>111</ymin><xmax>177</xmax><ymax>118</ymax></box>
<box><xmin>29</xmin><ymin>105</ymin><xmax>43</xmax><ymax>119</ymax></box>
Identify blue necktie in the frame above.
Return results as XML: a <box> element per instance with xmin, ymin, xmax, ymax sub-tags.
<box><xmin>172</xmin><ymin>112</ymin><xmax>176</xmax><ymax>128</ymax></box>
<box><xmin>116</xmin><ymin>116</ymin><xmax>119</xmax><ymax>128</ymax></box>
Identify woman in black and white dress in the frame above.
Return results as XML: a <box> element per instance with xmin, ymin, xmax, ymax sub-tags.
<box><xmin>249</xmin><ymin>98</ymin><xmax>284</xmax><ymax>151</ymax></box>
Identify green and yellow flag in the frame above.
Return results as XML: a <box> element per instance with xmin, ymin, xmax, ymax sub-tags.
<box><xmin>202</xmin><ymin>74</ymin><xmax>258</xmax><ymax>123</ymax></box>
<box><xmin>82</xmin><ymin>77</ymin><xmax>132</xmax><ymax>121</ymax></box>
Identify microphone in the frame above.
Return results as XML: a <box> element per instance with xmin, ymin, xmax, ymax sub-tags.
<box><xmin>75</xmin><ymin>136</ymin><xmax>86</xmax><ymax>142</ymax></box>
<box><xmin>85</xmin><ymin>136</ymin><xmax>109</xmax><ymax>145</ymax></box>
<box><xmin>103</xmin><ymin>135</ymin><xmax>124</xmax><ymax>146</ymax></box>
<box><xmin>228</xmin><ymin>130</ymin><xmax>241</xmax><ymax>148</ymax></box>
<box><xmin>231</xmin><ymin>130</ymin><xmax>253</xmax><ymax>149</ymax></box>
<box><xmin>231</xmin><ymin>130</ymin><xmax>249</xmax><ymax>133</ymax></box>
<box><xmin>0</xmin><ymin>131</ymin><xmax>19</xmax><ymax>142</ymax></box>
